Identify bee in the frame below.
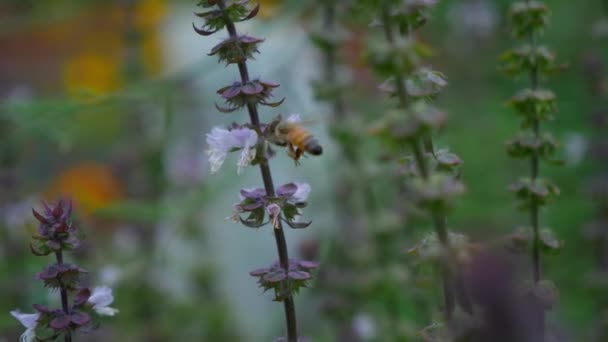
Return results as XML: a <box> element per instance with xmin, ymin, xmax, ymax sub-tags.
<box><xmin>266</xmin><ymin>114</ymin><xmax>323</xmax><ymax>165</ymax></box>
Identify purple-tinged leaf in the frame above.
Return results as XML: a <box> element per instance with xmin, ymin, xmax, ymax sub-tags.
<box><xmin>263</xmin><ymin>270</ymin><xmax>286</xmax><ymax>283</ymax></box>
<box><xmin>32</xmin><ymin>208</ymin><xmax>48</xmax><ymax>224</ymax></box>
<box><xmin>33</xmin><ymin>304</ymin><xmax>53</xmax><ymax>314</ymax></box>
<box><xmin>288</xmin><ymin>270</ymin><xmax>311</xmax><ymax>280</ymax></box>
<box><xmin>241</xmin><ymin>82</ymin><xmax>264</xmax><ymax>95</ymax></box>
<box><xmin>249</xmin><ymin>267</ymin><xmax>269</xmax><ymax>277</ymax></box>
<box><xmin>214</xmin><ymin>103</ymin><xmax>238</xmax><ymax>113</ymax></box>
<box><xmin>239</xmin><ymin>217</ymin><xmax>267</xmax><ymax>228</ymax></box>
<box><xmin>240</xmin><ymin>3</ymin><xmax>260</xmax><ymax>21</ymax></box>
<box><xmin>284</xmin><ymin>219</ymin><xmax>312</xmax><ymax>229</ymax></box>
<box><xmin>262</xmin><ymin>98</ymin><xmax>285</xmax><ymax>107</ymax></box>
<box><xmin>298</xmin><ymin>260</ymin><xmax>320</xmax><ymax>269</ymax></box>
<box><xmin>240</xmin><ymin>201</ymin><xmax>264</xmax><ymax>211</ymax></box>
<box><xmin>240</xmin><ymin>188</ymin><xmax>266</xmax><ymax>199</ymax></box>
<box><xmin>259</xmin><ymin>80</ymin><xmax>279</xmax><ymax>88</ymax></box>
<box><xmin>50</xmin><ymin>314</ymin><xmax>71</xmax><ymax>330</ymax></box>
<box><xmin>276</xmin><ymin>183</ymin><xmax>298</xmax><ymax>197</ymax></box>
<box><xmin>192</xmin><ymin>22</ymin><xmax>218</xmax><ymax>36</ymax></box>
<box><xmin>220</xmin><ymin>85</ymin><xmax>242</xmax><ymax>99</ymax></box>
<box><xmin>74</xmin><ymin>288</ymin><xmax>91</xmax><ymax>306</ymax></box>
<box><xmin>239</xmin><ymin>35</ymin><xmax>264</xmax><ymax>44</ymax></box>
<box><xmin>70</xmin><ymin>312</ymin><xmax>91</xmax><ymax>326</ymax></box>
<box><xmin>37</xmin><ymin>265</ymin><xmax>59</xmax><ymax>280</ymax></box>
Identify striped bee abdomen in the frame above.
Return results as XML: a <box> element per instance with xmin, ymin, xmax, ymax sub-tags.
<box><xmin>289</xmin><ymin>127</ymin><xmax>323</xmax><ymax>155</ymax></box>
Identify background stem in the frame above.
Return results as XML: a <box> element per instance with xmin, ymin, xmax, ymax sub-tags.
<box><xmin>379</xmin><ymin>5</ymin><xmax>458</xmax><ymax>319</ymax></box>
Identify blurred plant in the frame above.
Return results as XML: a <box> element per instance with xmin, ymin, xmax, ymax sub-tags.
<box><xmin>10</xmin><ymin>200</ymin><xmax>117</xmax><ymax>342</ymax></box>
<box><xmin>500</xmin><ymin>0</ymin><xmax>566</xmax><ymax>339</ymax></box>
<box><xmin>582</xmin><ymin>2</ymin><xmax>608</xmax><ymax>339</ymax></box>
<box><xmin>362</xmin><ymin>0</ymin><xmax>471</xmax><ymax>333</ymax></box>
<box><xmin>195</xmin><ymin>1</ymin><xmax>321</xmax><ymax>340</ymax></box>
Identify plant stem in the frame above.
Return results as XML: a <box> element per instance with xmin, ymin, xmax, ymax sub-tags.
<box><xmin>217</xmin><ymin>1</ymin><xmax>297</xmax><ymax>340</ymax></box>
<box><xmin>525</xmin><ymin>0</ymin><xmax>544</xmax><ymax>337</ymax></box>
<box><xmin>379</xmin><ymin>6</ymin><xmax>457</xmax><ymax>319</ymax></box>
<box><xmin>55</xmin><ymin>250</ymin><xmax>72</xmax><ymax>342</ymax></box>
<box><xmin>529</xmin><ymin>29</ymin><xmax>541</xmax><ymax>284</ymax></box>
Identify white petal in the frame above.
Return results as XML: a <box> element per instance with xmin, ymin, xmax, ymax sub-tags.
<box><xmin>94</xmin><ymin>306</ymin><xmax>119</xmax><ymax>316</ymax></box>
<box><xmin>205</xmin><ymin>127</ymin><xmax>258</xmax><ymax>174</ymax></box>
<box><xmin>236</xmin><ymin>147</ymin><xmax>256</xmax><ymax>174</ymax></box>
<box><xmin>292</xmin><ymin>182</ymin><xmax>311</xmax><ymax>203</ymax></box>
<box><xmin>20</xmin><ymin>327</ymin><xmax>36</xmax><ymax>342</ymax></box>
<box><xmin>10</xmin><ymin>311</ymin><xmax>39</xmax><ymax>329</ymax></box>
<box><xmin>89</xmin><ymin>286</ymin><xmax>115</xmax><ymax>308</ymax></box>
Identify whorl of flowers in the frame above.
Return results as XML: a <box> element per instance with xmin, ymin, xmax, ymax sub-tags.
<box><xmin>10</xmin><ymin>200</ymin><xmax>117</xmax><ymax>342</ymax></box>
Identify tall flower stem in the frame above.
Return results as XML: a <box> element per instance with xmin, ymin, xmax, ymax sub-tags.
<box><xmin>216</xmin><ymin>1</ymin><xmax>298</xmax><ymax>340</ymax></box>
<box><xmin>379</xmin><ymin>6</ymin><xmax>456</xmax><ymax>319</ymax></box>
<box><xmin>54</xmin><ymin>250</ymin><xmax>72</xmax><ymax>342</ymax></box>
<box><xmin>528</xmin><ymin>23</ymin><xmax>541</xmax><ymax>284</ymax></box>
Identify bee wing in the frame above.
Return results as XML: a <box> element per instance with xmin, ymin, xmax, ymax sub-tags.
<box><xmin>286</xmin><ymin>113</ymin><xmax>320</xmax><ymax>126</ymax></box>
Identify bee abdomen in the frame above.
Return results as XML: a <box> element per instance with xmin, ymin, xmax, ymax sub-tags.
<box><xmin>303</xmin><ymin>136</ymin><xmax>323</xmax><ymax>155</ymax></box>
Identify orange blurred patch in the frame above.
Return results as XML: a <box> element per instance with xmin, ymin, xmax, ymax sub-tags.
<box><xmin>47</xmin><ymin>163</ymin><xmax>123</xmax><ymax>215</ymax></box>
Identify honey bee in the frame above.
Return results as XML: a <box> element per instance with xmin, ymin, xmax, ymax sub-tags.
<box><xmin>267</xmin><ymin>114</ymin><xmax>323</xmax><ymax>164</ymax></box>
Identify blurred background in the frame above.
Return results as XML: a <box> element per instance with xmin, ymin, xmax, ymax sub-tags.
<box><xmin>0</xmin><ymin>0</ymin><xmax>607</xmax><ymax>340</ymax></box>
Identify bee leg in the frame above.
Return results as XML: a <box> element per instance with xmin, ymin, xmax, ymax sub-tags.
<box><xmin>287</xmin><ymin>143</ymin><xmax>297</xmax><ymax>159</ymax></box>
<box><xmin>293</xmin><ymin>149</ymin><xmax>304</xmax><ymax>166</ymax></box>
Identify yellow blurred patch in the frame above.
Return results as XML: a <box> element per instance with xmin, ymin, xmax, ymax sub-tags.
<box><xmin>258</xmin><ymin>0</ymin><xmax>282</xmax><ymax>19</ymax></box>
<box><xmin>47</xmin><ymin>163</ymin><xmax>124</xmax><ymax>215</ymax></box>
<box><xmin>63</xmin><ymin>52</ymin><xmax>121</xmax><ymax>97</ymax></box>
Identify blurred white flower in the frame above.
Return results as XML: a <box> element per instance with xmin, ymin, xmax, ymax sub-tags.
<box><xmin>88</xmin><ymin>286</ymin><xmax>119</xmax><ymax>316</ymax></box>
<box><xmin>205</xmin><ymin>127</ymin><xmax>258</xmax><ymax>174</ymax></box>
<box><xmin>447</xmin><ymin>0</ymin><xmax>498</xmax><ymax>42</ymax></box>
<box><xmin>352</xmin><ymin>313</ymin><xmax>376</xmax><ymax>340</ymax></box>
<box><xmin>564</xmin><ymin>133</ymin><xmax>588</xmax><ymax>166</ymax></box>
<box><xmin>287</xmin><ymin>113</ymin><xmax>301</xmax><ymax>123</ymax></box>
<box><xmin>10</xmin><ymin>310</ymin><xmax>39</xmax><ymax>342</ymax></box>
<box><xmin>99</xmin><ymin>265</ymin><xmax>123</xmax><ymax>287</ymax></box>
<box><xmin>291</xmin><ymin>182</ymin><xmax>311</xmax><ymax>203</ymax></box>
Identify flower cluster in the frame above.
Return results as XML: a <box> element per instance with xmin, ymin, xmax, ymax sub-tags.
<box><xmin>215</xmin><ymin>79</ymin><xmax>283</xmax><ymax>113</ymax></box>
<box><xmin>250</xmin><ymin>259</ymin><xmax>320</xmax><ymax>301</ymax></box>
<box><xmin>30</xmin><ymin>200</ymin><xmax>80</xmax><ymax>256</ymax></box>
<box><xmin>231</xmin><ymin>182</ymin><xmax>311</xmax><ymax>229</ymax></box>
<box><xmin>11</xmin><ymin>200</ymin><xmax>117</xmax><ymax>342</ymax></box>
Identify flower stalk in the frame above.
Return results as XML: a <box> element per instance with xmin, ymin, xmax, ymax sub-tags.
<box><xmin>196</xmin><ymin>1</ymin><xmax>322</xmax><ymax>340</ymax></box>
<box><xmin>10</xmin><ymin>200</ymin><xmax>117</xmax><ymax>342</ymax></box>
<box><xmin>370</xmin><ymin>0</ymin><xmax>470</xmax><ymax>321</ymax></box>
<box><xmin>502</xmin><ymin>0</ymin><xmax>566</xmax><ymax>338</ymax></box>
